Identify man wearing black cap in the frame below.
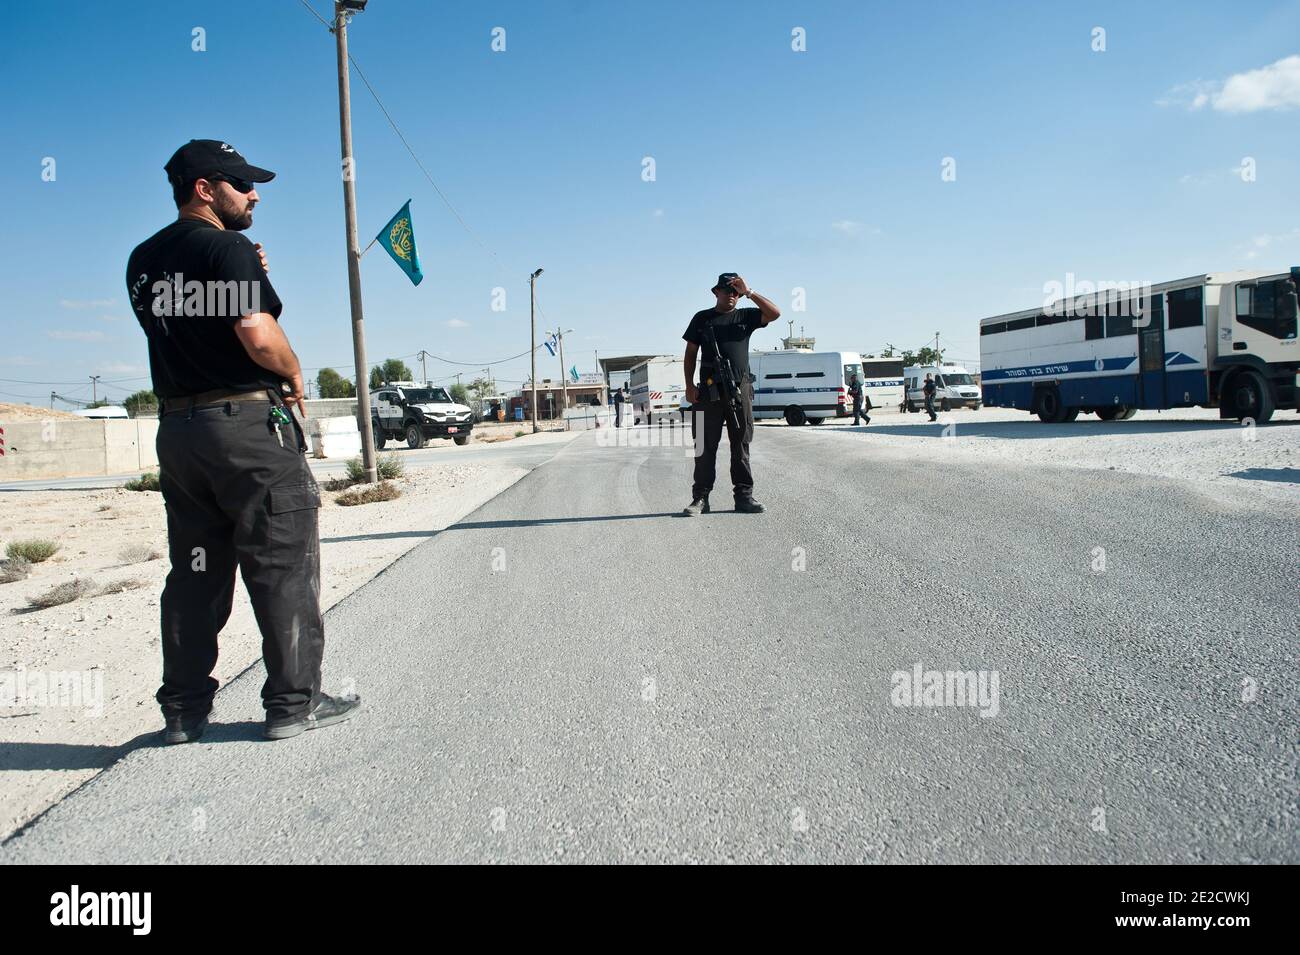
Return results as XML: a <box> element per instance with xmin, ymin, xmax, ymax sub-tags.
<box><xmin>125</xmin><ymin>140</ymin><xmax>359</xmax><ymax>744</ymax></box>
<box><xmin>681</xmin><ymin>272</ymin><xmax>781</xmax><ymax>514</ymax></box>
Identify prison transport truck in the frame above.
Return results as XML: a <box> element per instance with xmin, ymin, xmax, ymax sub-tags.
<box><xmin>629</xmin><ymin>356</ymin><xmax>687</xmax><ymax>425</ymax></box>
<box><xmin>749</xmin><ymin>350</ymin><xmax>869</xmax><ymax>425</ymax></box>
<box><xmin>978</xmin><ymin>269</ymin><xmax>1299</xmax><ymax>423</ymax></box>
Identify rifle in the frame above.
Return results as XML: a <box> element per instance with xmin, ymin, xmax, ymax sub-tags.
<box><xmin>701</xmin><ymin>319</ymin><xmax>745</xmax><ymax>433</ymax></box>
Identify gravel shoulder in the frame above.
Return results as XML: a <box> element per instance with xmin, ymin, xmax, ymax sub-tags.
<box><xmin>773</xmin><ymin>406</ymin><xmax>1300</xmax><ymax>507</ymax></box>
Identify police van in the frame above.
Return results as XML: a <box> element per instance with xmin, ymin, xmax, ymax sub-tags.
<box><xmin>370</xmin><ymin>382</ymin><xmax>473</xmax><ymax>448</ymax></box>
<box><xmin>629</xmin><ymin>356</ymin><xmax>687</xmax><ymax>425</ymax></box>
<box><xmin>903</xmin><ymin>364</ymin><xmax>981</xmax><ymax>412</ymax></box>
<box><xmin>749</xmin><ymin>350</ymin><xmax>868</xmax><ymax>425</ymax></box>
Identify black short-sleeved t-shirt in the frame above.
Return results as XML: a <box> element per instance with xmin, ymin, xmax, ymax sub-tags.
<box><xmin>125</xmin><ymin>219</ymin><xmax>283</xmax><ymax>399</ymax></box>
<box><xmin>683</xmin><ymin>307</ymin><xmax>763</xmax><ymax>380</ymax></box>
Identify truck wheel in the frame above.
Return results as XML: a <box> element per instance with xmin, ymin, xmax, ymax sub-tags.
<box><xmin>453</xmin><ymin>435</ymin><xmax>469</xmax><ymax>446</ymax></box>
<box><xmin>940</xmin><ymin>398</ymin><xmax>951</xmax><ymax>412</ymax></box>
<box><xmin>1225</xmin><ymin>370</ymin><xmax>1275</xmax><ymax>424</ymax></box>
<box><xmin>784</xmin><ymin>406</ymin><xmax>806</xmax><ymax>426</ymax></box>
<box><xmin>971</xmin><ymin>404</ymin><xmax>981</xmax><ymax>411</ymax></box>
<box><xmin>1117</xmin><ymin>406</ymin><xmax>1137</xmax><ymax>420</ymax></box>
<box><xmin>1060</xmin><ymin>407</ymin><xmax>1080</xmax><ymax>422</ymax></box>
<box><xmin>1095</xmin><ymin>407</ymin><xmax>1120</xmax><ymax>421</ymax></box>
<box><xmin>406</xmin><ymin>424</ymin><xmax>426</xmax><ymax>449</ymax></box>
<box><xmin>808</xmin><ymin>417</ymin><xmax>824</xmax><ymax>425</ymax></box>
<box><xmin>1036</xmin><ymin>387</ymin><xmax>1065</xmax><ymax>423</ymax></box>
<box><xmin>375</xmin><ymin>428</ymin><xmax>387</xmax><ymax>449</ymax></box>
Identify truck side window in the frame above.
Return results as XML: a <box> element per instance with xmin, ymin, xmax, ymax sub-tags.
<box><xmin>1168</xmin><ymin>286</ymin><xmax>1203</xmax><ymax>329</ymax></box>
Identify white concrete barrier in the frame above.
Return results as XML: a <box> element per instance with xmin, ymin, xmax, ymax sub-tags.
<box><xmin>308</xmin><ymin>416</ymin><xmax>362</xmax><ymax>459</ymax></box>
<box><xmin>0</xmin><ymin>418</ymin><xmax>159</xmax><ymax>481</ymax></box>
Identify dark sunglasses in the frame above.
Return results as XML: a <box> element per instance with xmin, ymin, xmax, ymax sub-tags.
<box><xmin>208</xmin><ymin>174</ymin><xmax>256</xmax><ymax>194</ymax></box>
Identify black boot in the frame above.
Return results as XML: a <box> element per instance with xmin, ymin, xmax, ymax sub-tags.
<box><xmin>734</xmin><ymin>498</ymin><xmax>765</xmax><ymax>514</ymax></box>
<box><xmin>265</xmin><ymin>693</ymin><xmax>361</xmax><ymax>741</ymax></box>
<box><xmin>162</xmin><ymin>708</ymin><xmax>211</xmax><ymax>745</ymax></box>
<box><xmin>682</xmin><ymin>495</ymin><xmax>710</xmax><ymax>516</ymax></box>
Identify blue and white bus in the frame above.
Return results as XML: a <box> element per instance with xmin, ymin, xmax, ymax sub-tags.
<box><xmin>978</xmin><ymin>269</ymin><xmax>1299</xmax><ymax>423</ymax></box>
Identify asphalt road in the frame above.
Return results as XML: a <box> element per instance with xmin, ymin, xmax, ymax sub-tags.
<box><xmin>3</xmin><ymin>425</ymin><xmax>1296</xmax><ymax>863</ymax></box>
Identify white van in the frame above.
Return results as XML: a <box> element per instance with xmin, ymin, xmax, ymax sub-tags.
<box><xmin>903</xmin><ymin>364</ymin><xmax>981</xmax><ymax>412</ymax></box>
<box><xmin>629</xmin><ymin>356</ymin><xmax>687</xmax><ymax>425</ymax></box>
<box><xmin>75</xmin><ymin>405</ymin><xmax>129</xmax><ymax>419</ymax></box>
<box><xmin>750</xmin><ymin>350</ymin><xmax>866</xmax><ymax>425</ymax></box>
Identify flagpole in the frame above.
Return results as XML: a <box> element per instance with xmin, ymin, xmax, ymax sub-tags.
<box><xmin>557</xmin><ymin>328</ymin><xmax>568</xmax><ymax>425</ymax></box>
<box><xmin>334</xmin><ymin>0</ymin><xmax>378</xmax><ymax>484</ymax></box>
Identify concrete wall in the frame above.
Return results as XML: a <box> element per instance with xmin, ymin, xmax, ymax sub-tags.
<box><xmin>0</xmin><ymin>417</ymin><xmax>159</xmax><ymax>481</ymax></box>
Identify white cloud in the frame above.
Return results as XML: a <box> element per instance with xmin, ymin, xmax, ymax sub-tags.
<box><xmin>47</xmin><ymin>330</ymin><xmax>108</xmax><ymax>342</ymax></box>
<box><xmin>831</xmin><ymin>220</ymin><xmax>882</xmax><ymax>237</ymax></box>
<box><xmin>446</xmin><ymin>319</ymin><xmax>468</xmax><ymax>328</ymax></box>
<box><xmin>59</xmin><ymin>298</ymin><xmax>116</xmax><ymax>309</ymax></box>
<box><xmin>0</xmin><ymin>355</ymin><xmax>40</xmax><ymax>367</ymax></box>
<box><xmin>1242</xmin><ymin>228</ymin><xmax>1300</xmax><ymax>260</ymax></box>
<box><xmin>97</xmin><ymin>362</ymin><xmax>147</xmax><ymax>375</ymax></box>
<box><xmin>1214</xmin><ymin>55</ymin><xmax>1300</xmax><ymax>112</ymax></box>
<box><xmin>1161</xmin><ymin>55</ymin><xmax>1300</xmax><ymax>112</ymax></box>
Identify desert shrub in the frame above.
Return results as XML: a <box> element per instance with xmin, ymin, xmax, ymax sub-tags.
<box><xmin>118</xmin><ymin>544</ymin><xmax>162</xmax><ymax>564</ymax></box>
<box><xmin>124</xmin><ymin>472</ymin><xmax>161</xmax><ymax>492</ymax></box>
<box><xmin>335</xmin><ymin>481</ymin><xmax>401</xmax><ymax>507</ymax></box>
<box><xmin>26</xmin><ymin>578</ymin><xmax>95</xmax><ymax>610</ymax></box>
<box><xmin>514</xmin><ymin>430</ymin><xmax>525</xmax><ymax>438</ymax></box>
<box><xmin>6</xmin><ymin>539</ymin><xmax>59</xmax><ymax>563</ymax></box>
<box><xmin>0</xmin><ymin>558</ymin><xmax>31</xmax><ymax>584</ymax></box>
<box><xmin>97</xmin><ymin>578</ymin><xmax>147</xmax><ymax>595</ymax></box>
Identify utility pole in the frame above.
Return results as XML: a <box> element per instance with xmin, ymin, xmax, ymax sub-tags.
<box><xmin>556</xmin><ymin>328</ymin><xmax>568</xmax><ymax>422</ymax></box>
<box><xmin>334</xmin><ymin>0</ymin><xmax>378</xmax><ymax>483</ymax></box>
<box><xmin>89</xmin><ymin>375</ymin><xmax>100</xmax><ymax>405</ymax></box>
<box><xmin>417</xmin><ymin>349</ymin><xmax>429</xmax><ymax>386</ymax></box>
<box><xmin>529</xmin><ymin>268</ymin><xmax>543</xmax><ymax>433</ymax></box>
<box><xmin>935</xmin><ymin>331</ymin><xmax>941</xmax><ymax>364</ymax></box>
<box><xmin>50</xmin><ymin>391</ymin><xmax>55</xmax><ymax>410</ymax></box>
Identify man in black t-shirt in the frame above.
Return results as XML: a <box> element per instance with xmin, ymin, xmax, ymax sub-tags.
<box><xmin>126</xmin><ymin>139</ymin><xmax>358</xmax><ymax>745</ymax></box>
<box><xmin>923</xmin><ymin>373</ymin><xmax>938</xmax><ymax>421</ymax></box>
<box><xmin>681</xmin><ymin>272</ymin><xmax>781</xmax><ymax>514</ymax></box>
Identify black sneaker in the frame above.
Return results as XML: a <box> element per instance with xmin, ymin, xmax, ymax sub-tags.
<box><xmin>161</xmin><ymin>708</ymin><xmax>211</xmax><ymax>745</ymax></box>
<box><xmin>734</xmin><ymin>498</ymin><xmax>766</xmax><ymax>514</ymax></box>
<box><xmin>264</xmin><ymin>693</ymin><xmax>361</xmax><ymax>741</ymax></box>
<box><xmin>682</xmin><ymin>496</ymin><xmax>710</xmax><ymax>516</ymax></box>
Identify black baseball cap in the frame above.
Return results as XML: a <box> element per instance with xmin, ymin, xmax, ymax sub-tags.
<box><xmin>163</xmin><ymin>139</ymin><xmax>275</xmax><ymax>187</ymax></box>
<box><xmin>713</xmin><ymin>272</ymin><xmax>739</xmax><ymax>292</ymax></box>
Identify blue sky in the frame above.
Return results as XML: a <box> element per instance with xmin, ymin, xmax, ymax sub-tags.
<box><xmin>2</xmin><ymin>0</ymin><xmax>1298</xmax><ymax>406</ymax></box>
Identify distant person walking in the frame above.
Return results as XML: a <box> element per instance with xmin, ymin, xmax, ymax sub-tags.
<box><xmin>923</xmin><ymin>373</ymin><xmax>938</xmax><ymax>422</ymax></box>
<box><xmin>126</xmin><ymin>139</ymin><xmax>359</xmax><ymax>744</ymax></box>
<box><xmin>614</xmin><ymin>384</ymin><xmax>626</xmax><ymax>427</ymax></box>
<box><xmin>849</xmin><ymin>374</ymin><xmax>870</xmax><ymax>426</ymax></box>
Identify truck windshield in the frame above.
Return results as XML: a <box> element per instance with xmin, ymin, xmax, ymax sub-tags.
<box><xmin>940</xmin><ymin>374</ymin><xmax>974</xmax><ymax>387</ymax></box>
<box><xmin>403</xmin><ymin>388</ymin><xmax>452</xmax><ymax>404</ymax></box>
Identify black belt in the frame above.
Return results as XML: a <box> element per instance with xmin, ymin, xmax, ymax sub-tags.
<box><xmin>161</xmin><ymin>389</ymin><xmax>275</xmax><ymax>416</ymax></box>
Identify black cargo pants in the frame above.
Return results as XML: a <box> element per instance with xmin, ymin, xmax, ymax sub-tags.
<box><xmin>155</xmin><ymin>397</ymin><xmax>323</xmax><ymax>722</ymax></box>
<box><xmin>690</xmin><ymin>380</ymin><xmax>755</xmax><ymax>502</ymax></box>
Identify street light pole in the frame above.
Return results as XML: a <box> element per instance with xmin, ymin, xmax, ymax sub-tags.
<box><xmin>529</xmin><ymin>268</ymin><xmax>543</xmax><ymax>433</ymax></box>
<box><xmin>334</xmin><ymin>0</ymin><xmax>378</xmax><ymax>484</ymax></box>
